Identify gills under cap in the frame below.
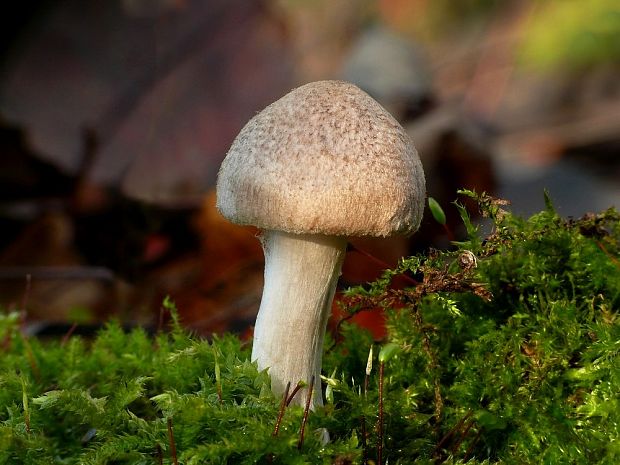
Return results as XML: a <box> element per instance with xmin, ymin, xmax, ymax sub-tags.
<box><xmin>216</xmin><ymin>80</ymin><xmax>425</xmax><ymax>237</ymax></box>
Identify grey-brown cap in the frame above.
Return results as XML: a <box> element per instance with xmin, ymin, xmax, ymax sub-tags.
<box><xmin>216</xmin><ymin>80</ymin><xmax>425</xmax><ymax>237</ymax></box>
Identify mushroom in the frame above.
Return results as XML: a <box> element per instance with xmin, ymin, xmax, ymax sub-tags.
<box><xmin>216</xmin><ymin>80</ymin><xmax>425</xmax><ymax>409</ymax></box>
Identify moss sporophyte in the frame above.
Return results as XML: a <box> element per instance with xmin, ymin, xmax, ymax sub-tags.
<box><xmin>0</xmin><ymin>191</ymin><xmax>619</xmax><ymax>464</ymax></box>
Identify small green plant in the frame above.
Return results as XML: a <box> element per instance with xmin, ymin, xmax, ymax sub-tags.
<box><xmin>428</xmin><ymin>197</ymin><xmax>455</xmax><ymax>241</ymax></box>
<box><xmin>0</xmin><ymin>191</ymin><xmax>618</xmax><ymax>464</ymax></box>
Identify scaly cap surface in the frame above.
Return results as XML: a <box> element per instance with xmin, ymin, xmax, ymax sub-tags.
<box><xmin>216</xmin><ymin>80</ymin><xmax>425</xmax><ymax>237</ymax></box>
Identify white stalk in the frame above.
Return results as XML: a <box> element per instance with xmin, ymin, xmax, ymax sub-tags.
<box><xmin>251</xmin><ymin>230</ymin><xmax>347</xmax><ymax>409</ymax></box>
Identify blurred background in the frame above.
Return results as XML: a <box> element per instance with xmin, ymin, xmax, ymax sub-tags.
<box><xmin>0</xmin><ymin>0</ymin><xmax>618</xmax><ymax>337</ymax></box>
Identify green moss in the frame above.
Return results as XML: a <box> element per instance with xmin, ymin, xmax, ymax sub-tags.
<box><xmin>1</xmin><ymin>192</ymin><xmax>619</xmax><ymax>464</ymax></box>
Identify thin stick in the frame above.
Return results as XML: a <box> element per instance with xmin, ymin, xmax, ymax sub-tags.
<box><xmin>413</xmin><ymin>309</ymin><xmax>443</xmax><ymax>424</ymax></box>
<box><xmin>21</xmin><ymin>337</ymin><xmax>41</xmax><ymax>382</ymax></box>
<box><xmin>60</xmin><ymin>322</ymin><xmax>78</xmax><ymax>347</ymax></box>
<box><xmin>19</xmin><ymin>274</ymin><xmax>41</xmax><ymax>381</ymax></box>
<box><xmin>273</xmin><ymin>381</ymin><xmax>291</xmax><ymax>436</ymax></box>
<box><xmin>215</xmin><ymin>363</ymin><xmax>223</xmax><ymax>404</ymax></box>
<box><xmin>286</xmin><ymin>381</ymin><xmax>304</xmax><ymax>407</ymax></box>
<box><xmin>452</xmin><ymin>419</ymin><xmax>475</xmax><ymax>455</ymax></box>
<box><xmin>463</xmin><ymin>427</ymin><xmax>483</xmax><ymax>462</ymax></box>
<box><xmin>213</xmin><ymin>347</ymin><xmax>223</xmax><ymax>404</ymax></box>
<box><xmin>21</xmin><ymin>378</ymin><xmax>30</xmax><ymax>434</ymax></box>
<box><xmin>361</xmin><ymin>345</ymin><xmax>373</xmax><ymax>465</ymax></box>
<box><xmin>155</xmin><ymin>443</ymin><xmax>164</xmax><ymax>465</ymax></box>
<box><xmin>442</xmin><ymin>223</ymin><xmax>456</xmax><ymax>242</ymax></box>
<box><xmin>297</xmin><ymin>375</ymin><xmax>315</xmax><ymax>450</ymax></box>
<box><xmin>596</xmin><ymin>240</ymin><xmax>620</xmax><ymax>268</ymax></box>
<box><xmin>348</xmin><ymin>243</ymin><xmax>418</xmax><ymax>286</ymax></box>
<box><xmin>433</xmin><ymin>410</ymin><xmax>473</xmax><ymax>458</ymax></box>
<box><xmin>377</xmin><ymin>361</ymin><xmax>385</xmax><ymax>465</ymax></box>
<box><xmin>167</xmin><ymin>418</ymin><xmax>179</xmax><ymax>465</ymax></box>
<box><xmin>360</xmin><ymin>416</ymin><xmax>368</xmax><ymax>465</ymax></box>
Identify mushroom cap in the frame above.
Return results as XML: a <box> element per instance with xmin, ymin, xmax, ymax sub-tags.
<box><xmin>216</xmin><ymin>80</ymin><xmax>425</xmax><ymax>237</ymax></box>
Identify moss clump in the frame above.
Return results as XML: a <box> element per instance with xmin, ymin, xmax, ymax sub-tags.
<box><xmin>1</xmin><ymin>192</ymin><xmax>619</xmax><ymax>464</ymax></box>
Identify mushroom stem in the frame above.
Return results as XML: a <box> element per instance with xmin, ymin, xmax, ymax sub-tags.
<box><xmin>252</xmin><ymin>230</ymin><xmax>347</xmax><ymax>409</ymax></box>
